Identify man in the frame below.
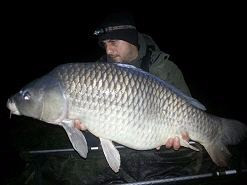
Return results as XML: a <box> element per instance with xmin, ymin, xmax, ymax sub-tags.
<box><xmin>93</xmin><ymin>12</ymin><xmax>191</xmax><ymax>150</ymax></box>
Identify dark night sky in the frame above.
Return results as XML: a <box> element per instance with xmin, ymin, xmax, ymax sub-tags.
<box><xmin>0</xmin><ymin>3</ymin><xmax>247</xmax><ymax>182</ymax></box>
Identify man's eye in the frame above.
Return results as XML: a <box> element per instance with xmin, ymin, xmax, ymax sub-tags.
<box><xmin>23</xmin><ymin>91</ymin><xmax>31</xmax><ymax>100</ymax></box>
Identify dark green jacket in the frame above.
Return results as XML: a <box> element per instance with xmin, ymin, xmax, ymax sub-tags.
<box><xmin>133</xmin><ymin>33</ymin><xmax>191</xmax><ymax>96</ymax></box>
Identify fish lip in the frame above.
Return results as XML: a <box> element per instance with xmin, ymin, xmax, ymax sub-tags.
<box><xmin>7</xmin><ymin>98</ymin><xmax>20</xmax><ymax>115</ymax></box>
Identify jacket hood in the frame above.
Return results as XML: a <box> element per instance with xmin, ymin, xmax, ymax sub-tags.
<box><xmin>130</xmin><ymin>33</ymin><xmax>161</xmax><ymax>68</ymax></box>
<box><xmin>138</xmin><ymin>33</ymin><xmax>160</xmax><ymax>59</ymax></box>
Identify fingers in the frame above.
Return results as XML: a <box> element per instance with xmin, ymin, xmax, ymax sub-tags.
<box><xmin>74</xmin><ymin>120</ymin><xmax>81</xmax><ymax>129</ymax></box>
<box><xmin>74</xmin><ymin>119</ymin><xmax>87</xmax><ymax>131</ymax></box>
<box><xmin>173</xmin><ymin>137</ymin><xmax>180</xmax><ymax>150</ymax></box>
<box><xmin>165</xmin><ymin>132</ymin><xmax>190</xmax><ymax>150</ymax></box>
<box><xmin>181</xmin><ymin>131</ymin><xmax>189</xmax><ymax>141</ymax></box>
<box><xmin>165</xmin><ymin>138</ymin><xmax>173</xmax><ymax>149</ymax></box>
<box><xmin>165</xmin><ymin>137</ymin><xmax>180</xmax><ymax>150</ymax></box>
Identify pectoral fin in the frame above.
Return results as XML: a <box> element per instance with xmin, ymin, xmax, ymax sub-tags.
<box><xmin>61</xmin><ymin>122</ymin><xmax>88</xmax><ymax>158</ymax></box>
<box><xmin>100</xmin><ymin>138</ymin><xmax>120</xmax><ymax>173</ymax></box>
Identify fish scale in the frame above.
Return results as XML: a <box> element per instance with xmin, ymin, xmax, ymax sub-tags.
<box><xmin>7</xmin><ymin>62</ymin><xmax>247</xmax><ymax>172</ymax></box>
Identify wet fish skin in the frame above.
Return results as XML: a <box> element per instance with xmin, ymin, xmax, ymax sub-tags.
<box><xmin>6</xmin><ymin>62</ymin><xmax>247</xmax><ymax>172</ymax></box>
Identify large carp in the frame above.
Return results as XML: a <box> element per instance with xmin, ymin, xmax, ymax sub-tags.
<box><xmin>7</xmin><ymin>62</ymin><xmax>247</xmax><ymax>172</ymax></box>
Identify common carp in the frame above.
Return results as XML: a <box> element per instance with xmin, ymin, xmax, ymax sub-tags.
<box><xmin>7</xmin><ymin>62</ymin><xmax>247</xmax><ymax>172</ymax></box>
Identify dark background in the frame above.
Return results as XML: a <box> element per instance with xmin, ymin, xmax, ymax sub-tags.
<box><xmin>1</xmin><ymin>2</ymin><xmax>246</xmax><ymax>183</ymax></box>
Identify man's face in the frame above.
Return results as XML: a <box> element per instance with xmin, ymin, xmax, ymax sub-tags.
<box><xmin>103</xmin><ymin>40</ymin><xmax>138</xmax><ymax>63</ymax></box>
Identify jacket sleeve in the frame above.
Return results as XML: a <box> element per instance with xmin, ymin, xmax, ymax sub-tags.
<box><xmin>149</xmin><ymin>53</ymin><xmax>191</xmax><ymax>96</ymax></box>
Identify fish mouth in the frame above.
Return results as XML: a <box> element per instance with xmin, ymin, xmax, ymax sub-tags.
<box><xmin>7</xmin><ymin>98</ymin><xmax>20</xmax><ymax>116</ymax></box>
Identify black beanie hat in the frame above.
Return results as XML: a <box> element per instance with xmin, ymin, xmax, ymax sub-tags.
<box><xmin>94</xmin><ymin>12</ymin><xmax>138</xmax><ymax>47</ymax></box>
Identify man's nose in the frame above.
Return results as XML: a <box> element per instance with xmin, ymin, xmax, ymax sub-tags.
<box><xmin>105</xmin><ymin>45</ymin><xmax>114</xmax><ymax>55</ymax></box>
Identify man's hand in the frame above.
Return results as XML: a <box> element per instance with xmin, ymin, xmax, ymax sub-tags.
<box><xmin>165</xmin><ymin>132</ymin><xmax>189</xmax><ymax>150</ymax></box>
<box><xmin>74</xmin><ymin>119</ymin><xmax>87</xmax><ymax>131</ymax></box>
<box><xmin>156</xmin><ymin>132</ymin><xmax>190</xmax><ymax>150</ymax></box>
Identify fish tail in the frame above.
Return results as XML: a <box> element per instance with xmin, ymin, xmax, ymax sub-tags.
<box><xmin>204</xmin><ymin>118</ymin><xmax>247</xmax><ymax>167</ymax></box>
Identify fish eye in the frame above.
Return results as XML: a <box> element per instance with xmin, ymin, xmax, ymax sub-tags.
<box><xmin>23</xmin><ymin>91</ymin><xmax>31</xmax><ymax>100</ymax></box>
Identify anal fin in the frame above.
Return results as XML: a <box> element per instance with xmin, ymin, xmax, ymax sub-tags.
<box><xmin>100</xmin><ymin>138</ymin><xmax>120</xmax><ymax>173</ymax></box>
